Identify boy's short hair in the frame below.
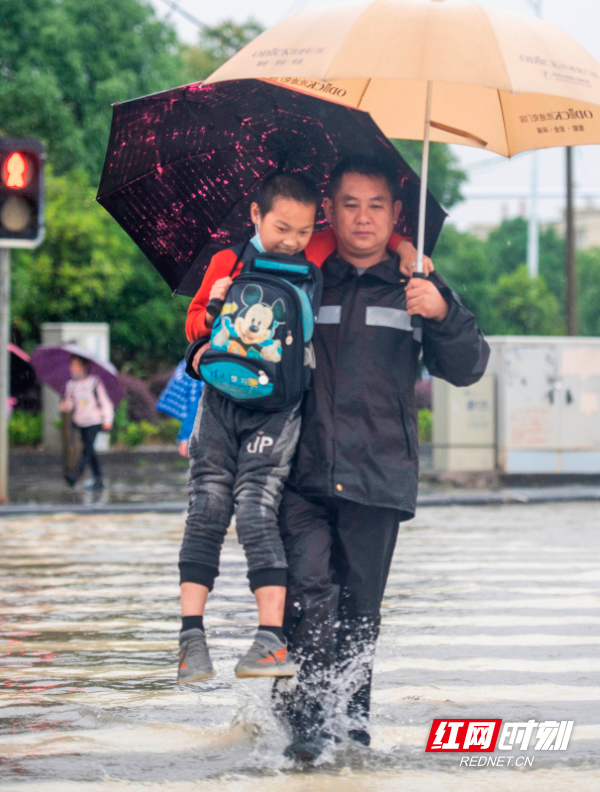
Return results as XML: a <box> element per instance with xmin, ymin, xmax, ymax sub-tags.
<box><xmin>70</xmin><ymin>354</ymin><xmax>89</xmax><ymax>367</ymax></box>
<box><xmin>329</xmin><ymin>154</ymin><xmax>399</xmax><ymax>202</ymax></box>
<box><xmin>255</xmin><ymin>172</ymin><xmax>320</xmax><ymax>216</ymax></box>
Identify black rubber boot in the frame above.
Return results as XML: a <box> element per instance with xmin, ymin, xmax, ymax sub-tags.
<box><xmin>337</xmin><ymin>615</ymin><xmax>380</xmax><ymax>748</ymax></box>
<box><xmin>276</xmin><ymin>662</ymin><xmax>334</xmax><ymax>763</ymax></box>
<box><xmin>283</xmin><ymin>732</ymin><xmax>337</xmax><ymax>763</ymax></box>
<box><xmin>348</xmin><ymin>728</ymin><xmax>371</xmax><ymax>747</ymax></box>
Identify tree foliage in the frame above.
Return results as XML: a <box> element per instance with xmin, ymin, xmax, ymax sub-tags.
<box><xmin>432</xmin><ymin>225</ymin><xmax>565</xmax><ymax>336</ymax></box>
<box><xmin>0</xmin><ymin>0</ymin><xmax>184</xmax><ymax>179</ymax></box>
<box><xmin>432</xmin><ymin>220</ymin><xmax>594</xmax><ymax>338</ymax></box>
<box><xmin>108</xmin><ymin>257</ymin><xmax>190</xmax><ymax>374</ymax></box>
<box><xmin>392</xmin><ymin>140</ymin><xmax>467</xmax><ymax>209</ymax></box>
<box><xmin>11</xmin><ymin>169</ymin><xmax>135</xmax><ymax>340</ymax></box>
<box><xmin>577</xmin><ymin>247</ymin><xmax>600</xmax><ymax>337</ymax></box>
<box><xmin>486</xmin><ymin>217</ymin><xmax>528</xmax><ymax>278</ymax></box>
<box><xmin>11</xmin><ymin>169</ymin><xmax>190</xmax><ymax>371</ymax></box>
<box><xmin>182</xmin><ymin>19</ymin><xmax>264</xmax><ymax>82</ymax></box>
<box><xmin>485</xmin><ymin>217</ymin><xmax>565</xmax><ymax>306</ymax></box>
<box><xmin>490</xmin><ymin>265</ymin><xmax>564</xmax><ymax>336</ymax></box>
<box><xmin>432</xmin><ymin>225</ymin><xmax>496</xmax><ymax>332</ymax></box>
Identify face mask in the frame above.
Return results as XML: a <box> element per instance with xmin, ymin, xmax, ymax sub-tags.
<box><xmin>251</xmin><ymin>221</ymin><xmax>266</xmax><ymax>253</ymax></box>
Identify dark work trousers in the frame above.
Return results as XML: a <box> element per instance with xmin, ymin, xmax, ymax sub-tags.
<box><xmin>179</xmin><ymin>386</ymin><xmax>302</xmax><ymax>593</ymax></box>
<box><xmin>274</xmin><ymin>486</ymin><xmax>400</xmax><ymax>740</ymax></box>
<box><xmin>74</xmin><ymin>424</ymin><xmax>102</xmax><ymax>480</ymax></box>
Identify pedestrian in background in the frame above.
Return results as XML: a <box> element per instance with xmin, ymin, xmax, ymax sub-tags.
<box><xmin>157</xmin><ymin>360</ymin><xmax>204</xmax><ymax>457</ymax></box>
<box><xmin>60</xmin><ymin>354</ymin><xmax>113</xmax><ymax>490</ymax></box>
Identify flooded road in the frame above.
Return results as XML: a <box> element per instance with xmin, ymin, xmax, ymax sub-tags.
<box><xmin>1</xmin><ymin>503</ymin><xmax>599</xmax><ymax>791</ymax></box>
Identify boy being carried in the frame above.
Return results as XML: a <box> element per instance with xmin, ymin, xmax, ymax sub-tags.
<box><xmin>178</xmin><ymin>174</ymin><xmax>321</xmax><ymax>683</ymax></box>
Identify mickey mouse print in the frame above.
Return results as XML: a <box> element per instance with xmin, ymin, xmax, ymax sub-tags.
<box><xmin>212</xmin><ymin>284</ymin><xmax>287</xmax><ymax>363</ymax></box>
<box><xmin>198</xmin><ymin>247</ymin><xmax>322</xmax><ymax>412</ymax></box>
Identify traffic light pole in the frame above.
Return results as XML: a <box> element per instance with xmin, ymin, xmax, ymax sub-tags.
<box><xmin>0</xmin><ymin>137</ymin><xmax>45</xmax><ymax>502</ymax></box>
<box><xmin>0</xmin><ymin>248</ymin><xmax>9</xmax><ymax>501</ymax></box>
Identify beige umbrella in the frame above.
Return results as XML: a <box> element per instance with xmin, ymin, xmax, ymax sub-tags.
<box><xmin>205</xmin><ymin>0</ymin><xmax>600</xmax><ymax>272</ymax></box>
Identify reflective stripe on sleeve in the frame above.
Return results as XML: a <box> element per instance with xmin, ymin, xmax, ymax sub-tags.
<box><xmin>317</xmin><ymin>305</ymin><xmax>342</xmax><ymax>324</ymax></box>
<box><xmin>366</xmin><ymin>306</ymin><xmax>422</xmax><ymax>343</ymax></box>
<box><xmin>366</xmin><ymin>306</ymin><xmax>411</xmax><ymax>331</ymax></box>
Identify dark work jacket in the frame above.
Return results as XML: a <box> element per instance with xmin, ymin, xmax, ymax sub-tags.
<box><xmin>287</xmin><ymin>252</ymin><xmax>490</xmax><ymax>518</ymax></box>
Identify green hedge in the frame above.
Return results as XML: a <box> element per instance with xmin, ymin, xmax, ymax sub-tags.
<box><xmin>110</xmin><ymin>400</ymin><xmax>181</xmax><ymax>447</ymax></box>
<box><xmin>9</xmin><ymin>412</ymin><xmax>42</xmax><ymax>447</ymax></box>
<box><xmin>9</xmin><ymin>406</ymin><xmax>428</xmax><ymax>449</ymax></box>
<box><xmin>418</xmin><ymin>409</ymin><xmax>432</xmax><ymax>444</ymax></box>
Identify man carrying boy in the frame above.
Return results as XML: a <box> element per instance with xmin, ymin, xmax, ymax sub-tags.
<box><xmin>179</xmin><ymin>171</ymin><xmax>422</xmax><ymax>684</ymax></box>
<box><xmin>275</xmin><ymin>155</ymin><xmax>490</xmax><ymax>759</ymax></box>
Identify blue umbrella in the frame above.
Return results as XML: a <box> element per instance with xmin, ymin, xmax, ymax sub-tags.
<box><xmin>157</xmin><ymin>361</ymin><xmax>203</xmax><ymax>442</ymax></box>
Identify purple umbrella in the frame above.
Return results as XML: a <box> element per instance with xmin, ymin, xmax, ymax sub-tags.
<box><xmin>97</xmin><ymin>79</ymin><xmax>447</xmax><ymax>297</ymax></box>
<box><xmin>30</xmin><ymin>344</ymin><xmax>126</xmax><ymax>406</ymax></box>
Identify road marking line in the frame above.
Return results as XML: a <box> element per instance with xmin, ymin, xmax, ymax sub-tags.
<box><xmin>372</xmin><ymin>683</ymin><xmax>600</xmax><ymax>704</ymax></box>
<box><xmin>376</xmin><ymin>656</ymin><xmax>600</xmax><ymax>673</ymax></box>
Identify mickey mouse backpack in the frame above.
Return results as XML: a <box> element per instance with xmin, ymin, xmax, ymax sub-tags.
<box><xmin>199</xmin><ymin>240</ymin><xmax>323</xmax><ymax>412</ymax></box>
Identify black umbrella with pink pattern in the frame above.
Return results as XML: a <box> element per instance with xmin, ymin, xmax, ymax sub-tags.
<box><xmin>97</xmin><ymin>79</ymin><xmax>446</xmax><ymax>297</ymax></box>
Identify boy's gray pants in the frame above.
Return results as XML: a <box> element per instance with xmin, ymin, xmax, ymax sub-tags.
<box><xmin>179</xmin><ymin>385</ymin><xmax>301</xmax><ymax>592</ymax></box>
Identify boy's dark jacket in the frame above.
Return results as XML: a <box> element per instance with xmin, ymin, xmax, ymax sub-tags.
<box><xmin>285</xmin><ymin>252</ymin><xmax>490</xmax><ymax>518</ymax></box>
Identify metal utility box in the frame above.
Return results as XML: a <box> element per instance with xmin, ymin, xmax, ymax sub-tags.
<box><xmin>433</xmin><ymin>374</ymin><xmax>496</xmax><ymax>471</ymax></box>
<box><xmin>487</xmin><ymin>337</ymin><xmax>600</xmax><ymax>474</ymax></box>
<box><xmin>41</xmin><ymin>323</ymin><xmax>110</xmax><ymax>451</ymax></box>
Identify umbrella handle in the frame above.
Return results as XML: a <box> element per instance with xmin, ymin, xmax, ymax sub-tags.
<box><xmin>412</xmin><ymin>80</ymin><xmax>433</xmax><ymax>329</ymax></box>
<box><xmin>206</xmin><ymin>298</ymin><xmax>225</xmax><ymax>318</ymax></box>
<box><xmin>410</xmin><ymin>272</ymin><xmax>427</xmax><ymax>329</ymax></box>
<box><xmin>416</xmin><ymin>80</ymin><xmax>433</xmax><ymax>275</ymax></box>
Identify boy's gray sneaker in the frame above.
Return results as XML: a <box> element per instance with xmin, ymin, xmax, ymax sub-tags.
<box><xmin>177</xmin><ymin>628</ymin><xmax>216</xmax><ymax>684</ymax></box>
<box><xmin>234</xmin><ymin>630</ymin><xmax>296</xmax><ymax>678</ymax></box>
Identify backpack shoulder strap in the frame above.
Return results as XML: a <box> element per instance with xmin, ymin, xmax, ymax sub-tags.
<box><xmin>228</xmin><ymin>237</ymin><xmax>252</xmax><ymax>277</ymax></box>
<box><xmin>205</xmin><ymin>238</ymin><xmax>254</xmax><ymax>321</ymax></box>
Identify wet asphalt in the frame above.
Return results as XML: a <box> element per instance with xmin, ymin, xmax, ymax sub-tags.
<box><xmin>0</xmin><ymin>502</ymin><xmax>599</xmax><ymax>791</ymax></box>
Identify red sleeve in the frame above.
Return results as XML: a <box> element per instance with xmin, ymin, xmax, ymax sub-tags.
<box><xmin>305</xmin><ymin>228</ymin><xmax>412</xmax><ymax>267</ymax></box>
<box><xmin>185</xmin><ymin>250</ymin><xmax>242</xmax><ymax>341</ymax></box>
<box><xmin>389</xmin><ymin>231</ymin><xmax>413</xmax><ymax>251</ymax></box>
<box><xmin>304</xmin><ymin>227</ymin><xmax>337</xmax><ymax>267</ymax></box>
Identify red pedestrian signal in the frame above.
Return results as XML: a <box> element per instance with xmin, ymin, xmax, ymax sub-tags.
<box><xmin>2</xmin><ymin>152</ymin><xmax>28</xmax><ymax>189</ymax></box>
<box><xmin>0</xmin><ymin>139</ymin><xmax>45</xmax><ymax>247</ymax></box>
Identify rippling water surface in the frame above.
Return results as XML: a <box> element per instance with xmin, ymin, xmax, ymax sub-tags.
<box><xmin>1</xmin><ymin>503</ymin><xmax>599</xmax><ymax>791</ymax></box>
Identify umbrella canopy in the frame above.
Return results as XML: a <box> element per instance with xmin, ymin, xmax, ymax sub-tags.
<box><xmin>205</xmin><ymin>0</ymin><xmax>600</xmax><ymax>272</ymax></box>
<box><xmin>30</xmin><ymin>344</ymin><xmax>125</xmax><ymax>407</ymax></box>
<box><xmin>206</xmin><ymin>0</ymin><xmax>600</xmax><ymax>157</ymax></box>
<box><xmin>97</xmin><ymin>79</ymin><xmax>447</xmax><ymax>297</ymax></box>
<box><xmin>8</xmin><ymin>343</ymin><xmax>36</xmax><ymax>398</ymax></box>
